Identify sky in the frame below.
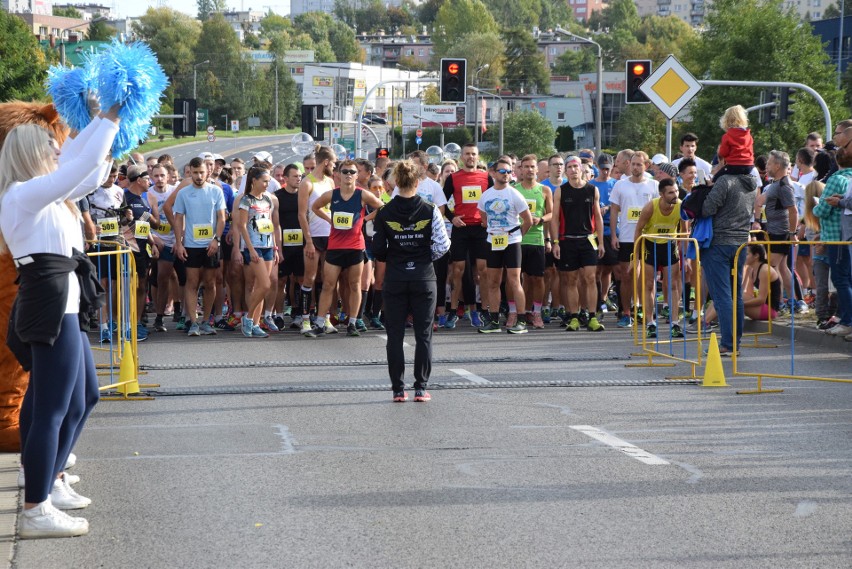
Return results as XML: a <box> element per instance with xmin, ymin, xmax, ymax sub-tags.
<box><xmin>117</xmin><ymin>2</ymin><xmax>292</xmax><ymax>19</ymax></box>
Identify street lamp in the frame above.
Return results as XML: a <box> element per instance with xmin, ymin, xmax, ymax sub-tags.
<box><xmin>59</xmin><ymin>16</ymin><xmax>107</xmax><ymax>66</ymax></box>
<box><xmin>193</xmin><ymin>60</ymin><xmax>210</xmax><ymax>100</ymax></box>
<box><xmin>468</xmin><ymin>85</ymin><xmax>504</xmax><ymax>156</ymax></box>
<box><xmin>554</xmin><ymin>27</ymin><xmax>603</xmax><ymax>153</ymax></box>
<box><xmin>413</xmin><ymin>114</ymin><xmax>444</xmax><ymax>148</ymax></box>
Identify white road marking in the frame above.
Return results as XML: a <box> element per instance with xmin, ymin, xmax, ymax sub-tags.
<box><xmin>794</xmin><ymin>501</ymin><xmax>818</xmax><ymax>517</ymax></box>
<box><xmin>274</xmin><ymin>424</ymin><xmax>297</xmax><ymax>454</ymax></box>
<box><xmin>570</xmin><ymin>425</ymin><xmax>670</xmax><ymax>466</ymax></box>
<box><xmin>449</xmin><ymin>368</ymin><xmax>492</xmax><ymax>384</ymax></box>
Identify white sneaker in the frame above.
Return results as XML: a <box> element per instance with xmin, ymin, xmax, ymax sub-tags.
<box><xmin>826</xmin><ymin>324</ymin><xmax>852</xmax><ymax>336</ymax></box>
<box><xmin>18</xmin><ymin>501</ymin><xmax>88</xmax><ymax>539</ymax></box>
<box><xmin>50</xmin><ymin>477</ymin><xmax>91</xmax><ymax>510</ymax></box>
<box><xmin>65</xmin><ymin>453</ymin><xmax>77</xmax><ymax>470</ymax></box>
<box><xmin>18</xmin><ymin>470</ymin><xmax>80</xmax><ymax>489</ymax></box>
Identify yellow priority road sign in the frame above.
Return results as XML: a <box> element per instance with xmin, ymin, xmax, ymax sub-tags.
<box><xmin>638</xmin><ymin>55</ymin><xmax>703</xmax><ymax>120</ymax></box>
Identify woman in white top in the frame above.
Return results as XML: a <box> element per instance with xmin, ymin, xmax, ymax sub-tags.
<box><xmin>0</xmin><ymin>106</ymin><xmax>120</xmax><ymax>539</ymax></box>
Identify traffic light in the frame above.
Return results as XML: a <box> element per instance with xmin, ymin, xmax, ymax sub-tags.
<box><xmin>779</xmin><ymin>87</ymin><xmax>796</xmax><ymax>121</ymax></box>
<box><xmin>440</xmin><ymin>58</ymin><xmax>467</xmax><ymax>103</ymax></box>
<box><xmin>172</xmin><ymin>98</ymin><xmax>197</xmax><ymax>137</ymax></box>
<box><xmin>766</xmin><ymin>90</ymin><xmax>780</xmax><ymax>125</ymax></box>
<box><xmin>625</xmin><ymin>60</ymin><xmax>652</xmax><ymax>104</ymax></box>
<box><xmin>301</xmin><ymin>104</ymin><xmax>325</xmax><ymax>140</ymax></box>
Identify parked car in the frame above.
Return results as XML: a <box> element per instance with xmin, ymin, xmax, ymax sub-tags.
<box><xmin>363</xmin><ymin>113</ymin><xmax>387</xmax><ymax>125</ymax></box>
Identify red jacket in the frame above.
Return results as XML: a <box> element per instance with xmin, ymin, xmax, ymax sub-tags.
<box><xmin>719</xmin><ymin>127</ymin><xmax>754</xmax><ymax>166</ymax></box>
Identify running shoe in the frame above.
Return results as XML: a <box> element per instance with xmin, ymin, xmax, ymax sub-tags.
<box><xmin>471</xmin><ymin>310</ymin><xmax>484</xmax><ymax>327</ymax></box>
<box><xmin>355</xmin><ymin>318</ymin><xmax>368</xmax><ymax>332</ymax></box>
<box><xmin>477</xmin><ymin>320</ymin><xmax>501</xmax><ymax>333</ymax></box>
<box><xmin>369</xmin><ymin>316</ymin><xmax>386</xmax><ymax>330</ymax></box>
<box><xmin>176</xmin><ymin>316</ymin><xmax>188</xmax><ymax>331</ymax></box>
<box><xmin>393</xmin><ymin>391</ymin><xmax>408</xmax><ymax>402</ymax></box>
<box><xmin>136</xmin><ymin>324</ymin><xmax>148</xmax><ymax>342</ymax></box>
<box><xmin>636</xmin><ymin>306</ymin><xmax>644</xmax><ymax>322</ymax></box>
<box><xmin>617</xmin><ymin>315</ymin><xmax>633</xmax><ymax>328</ymax></box>
<box><xmin>557</xmin><ymin>307</ymin><xmax>568</xmax><ymax>325</ymax></box>
<box><xmin>301</xmin><ymin>320</ymin><xmax>317</xmax><ymax>338</ymax></box>
<box><xmin>100</xmin><ymin>329</ymin><xmax>111</xmax><ymax>343</ymax></box>
<box><xmin>172</xmin><ymin>305</ymin><xmax>182</xmax><ymax>322</ymax></box>
<box><xmin>541</xmin><ymin>306</ymin><xmax>551</xmax><ymax>324</ymax></box>
<box><xmin>604</xmin><ymin>298</ymin><xmax>618</xmax><ymax>313</ymax></box>
<box><xmin>670</xmin><ymin>323</ymin><xmax>685</xmax><ymax>338</ymax></box>
<box><xmin>462</xmin><ymin>308</ymin><xmax>471</xmax><ymax>321</ymax></box>
<box><xmin>587</xmin><ymin>317</ymin><xmax>605</xmax><ymax>332</ymax></box>
<box><xmin>290</xmin><ymin>316</ymin><xmax>303</xmax><ymax>330</ymax></box>
<box><xmin>443</xmin><ymin>313</ymin><xmax>458</xmax><ymax>329</ymax></box>
<box><xmin>187</xmin><ymin>322</ymin><xmax>201</xmax><ymax>336</ymax></box>
<box><xmin>505</xmin><ymin>312</ymin><xmax>518</xmax><ymax>328</ymax></box>
<box><xmin>215</xmin><ymin>318</ymin><xmax>235</xmax><ymax>332</ymax></box>
<box><xmin>818</xmin><ymin>316</ymin><xmax>840</xmax><ymax>330</ymax></box>
<box><xmin>323</xmin><ymin>321</ymin><xmax>338</xmax><ymax>334</ymax></box>
<box><xmin>414</xmin><ymin>389</ymin><xmax>431</xmax><ymax>402</ymax></box>
<box><xmin>565</xmin><ymin>317</ymin><xmax>580</xmax><ymax>332</ymax></box>
<box><xmin>241</xmin><ymin>316</ymin><xmax>254</xmax><ymax>338</ymax></box>
<box><xmin>794</xmin><ymin>300</ymin><xmax>809</xmax><ymax>314</ymax></box>
<box><xmin>154</xmin><ymin>316</ymin><xmax>167</xmax><ymax>332</ymax></box>
<box><xmin>226</xmin><ymin>314</ymin><xmax>241</xmax><ymax>328</ymax></box>
<box><xmin>531</xmin><ymin>312</ymin><xmax>545</xmax><ymax>329</ymax></box>
<box><xmin>437</xmin><ymin>314</ymin><xmax>448</xmax><ymax>328</ymax></box>
<box><xmin>283</xmin><ymin>306</ymin><xmax>292</xmax><ymax>318</ymax></box>
<box><xmin>646</xmin><ymin>323</ymin><xmax>657</xmax><ymax>339</ymax></box>
<box><xmin>578</xmin><ymin>309</ymin><xmax>590</xmax><ymax>328</ymax></box>
<box><xmin>273</xmin><ymin>315</ymin><xmax>286</xmax><ymax>330</ymax></box>
<box><xmin>199</xmin><ymin>322</ymin><xmax>217</xmax><ymax>335</ymax></box>
<box><xmin>506</xmin><ymin>321</ymin><xmax>528</xmax><ymax>334</ymax></box>
<box><xmin>251</xmin><ymin>325</ymin><xmax>269</xmax><ymax>338</ymax></box>
<box><xmin>660</xmin><ymin>306</ymin><xmax>670</xmax><ymax>321</ymax></box>
<box><xmin>18</xmin><ymin>501</ymin><xmax>88</xmax><ymax>539</ymax></box>
<box><xmin>263</xmin><ymin>316</ymin><xmax>280</xmax><ymax>332</ymax></box>
<box><xmin>347</xmin><ymin>323</ymin><xmax>360</xmax><ymax>337</ymax></box>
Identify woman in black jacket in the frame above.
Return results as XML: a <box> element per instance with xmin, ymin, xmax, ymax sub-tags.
<box><xmin>372</xmin><ymin>160</ymin><xmax>450</xmax><ymax>402</ymax></box>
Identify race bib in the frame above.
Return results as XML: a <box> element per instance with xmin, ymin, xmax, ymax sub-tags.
<box><xmin>461</xmin><ymin>186</ymin><xmax>481</xmax><ymax>204</ymax></box>
<box><xmin>192</xmin><ymin>223</ymin><xmax>214</xmax><ymax>241</ymax></box>
<box><xmin>627</xmin><ymin>207</ymin><xmax>642</xmax><ymax>221</ymax></box>
<box><xmin>156</xmin><ymin>221</ymin><xmax>172</xmax><ymax>235</ymax></box>
<box><xmin>99</xmin><ymin>217</ymin><xmax>119</xmax><ymax>237</ymax></box>
<box><xmin>134</xmin><ymin>220</ymin><xmax>150</xmax><ymax>239</ymax></box>
<box><xmin>655</xmin><ymin>224</ymin><xmax>676</xmax><ymax>235</ymax></box>
<box><xmin>333</xmin><ymin>212</ymin><xmax>354</xmax><ymax>230</ymax></box>
<box><xmin>282</xmin><ymin>228</ymin><xmax>304</xmax><ymax>246</ymax></box>
<box><xmin>256</xmin><ymin>218</ymin><xmax>274</xmax><ymax>235</ymax></box>
<box><xmin>526</xmin><ymin>199</ymin><xmax>537</xmax><ymax>215</ymax></box>
<box><xmin>490</xmin><ymin>233</ymin><xmax>509</xmax><ymax>251</ymax></box>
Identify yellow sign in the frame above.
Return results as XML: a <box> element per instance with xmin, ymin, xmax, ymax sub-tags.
<box><xmin>652</xmin><ymin>69</ymin><xmax>690</xmax><ymax>107</ymax></box>
<box><xmin>638</xmin><ymin>55</ymin><xmax>703</xmax><ymax>120</ymax></box>
<box><xmin>355</xmin><ymin>80</ymin><xmax>366</xmax><ymax>90</ymax></box>
<box><xmin>312</xmin><ymin>76</ymin><xmax>333</xmax><ymax>87</ymax></box>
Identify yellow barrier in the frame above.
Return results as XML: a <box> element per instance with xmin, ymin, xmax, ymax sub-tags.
<box><xmin>626</xmin><ymin>234</ymin><xmax>706</xmax><ymax>380</ymax></box>
<box><xmin>86</xmin><ymin>242</ymin><xmax>155</xmax><ymax>400</ymax></box>
<box><xmin>731</xmin><ymin>239</ymin><xmax>852</xmax><ymax>394</ymax></box>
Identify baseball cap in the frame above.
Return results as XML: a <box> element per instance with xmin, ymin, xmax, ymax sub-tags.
<box><xmin>253</xmin><ymin>151</ymin><xmax>273</xmax><ymax>163</ymax></box>
<box><xmin>197</xmin><ymin>152</ymin><xmax>214</xmax><ymax>161</ymax></box>
<box><xmin>651</xmin><ymin>153</ymin><xmax>669</xmax><ymax>165</ymax></box>
<box><xmin>578</xmin><ymin>150</ymin><xmax>595</xmax><ymax>161</ymax></box>
<box><xmin>127</xmin><ymin>165</ymin><xmax>149</xmax><ymax>182</ymax></box>
<box><xmin>213</xmin><ymin>154</ymin><xmax>226</xmax><ymax>164</ymax></box>
<box><xmin>596</xmin><ymin>153</ymin><xmax>614</xmax><ymax>168</ymax></box>
<box><xmin>657</xmin><ymin>162</ymin><xmax>678</xmax><ymax>178</ymax></box>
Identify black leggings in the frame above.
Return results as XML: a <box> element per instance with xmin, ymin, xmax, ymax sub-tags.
<box><xmin>19</xmin><ymin>314</ymin><xmax>98</xmax><ymax>503</ymax></box>
<box><xmin>383</xmin><ymin>280</ymin><xmax>437</xmax><ymax>392</ymax></box>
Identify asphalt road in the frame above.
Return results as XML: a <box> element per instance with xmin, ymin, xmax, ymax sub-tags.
<box><xmin>14</xmin><ymin>318</ymin><xmax>852</xmax><ymax>568</ymax></box>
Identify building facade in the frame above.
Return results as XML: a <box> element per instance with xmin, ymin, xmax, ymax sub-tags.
<box><xmin>812</xmin><ymin>15</ymin><xmax>852</xmax><ymax>74</ymax></box>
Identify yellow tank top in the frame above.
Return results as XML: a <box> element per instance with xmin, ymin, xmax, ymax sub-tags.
<box><xmin>644</xmin><ymin>197</ymin><xmax>681</xmax><ymax>244</ymax></box>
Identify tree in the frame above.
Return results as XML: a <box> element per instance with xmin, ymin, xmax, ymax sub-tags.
<box><xmin>823</xmin><ymin>1</ymin><xmax>847</xmax><ymax>19</ymax></box>
<box><xmin>0</xmin><ymin>11</ymin><xmax>49</xmax><ymax>101</ymax></box>
<box><xmin>197</xmin><ymin>0</ymin><xmax>226</xmax><ymax>21</ymax></box>
<box><xmin>432</xmin><ymin>0</ymin><xmax>498</xmax><ymax>60</ymax></box>
<box><xmin>502</xmin><ymin>110</ymin><xmax>557</xmax><ymax>158</ymax></box>
<box><xmin>85</xmin><ymin>15</ymin><xmax>117</xmax><ymax>41</ymax></box>
<box><xmin>242</xmin><ymin>22</ymin><xmax>261</xmax><ymax>49</ymax></box>
<box><xmin>328</xmin><ymin>20</ymin><xmax>363</xmax><ymax>63</ymax></box>
<box><xmin>553</xmin><ymin>47</ymin><xmax>597</xmax><ymax>78</ymax></box>
<box><xmin>489</xmin><ymin>0</ymin><xmax>542</xmax><ymax>30</ymax></box>
<box><xmin>686</xmin><ymin>0</ymin><xmax>847</xmax><ymax>158</ymax></box>
<box><xmin>635</xmin><ymin>15</ymin><xmax>697</xmax><ymax>63</ymax></box>
<box><xmin>260</xmin><ymin>13</ymin><xmax>293</xmax><ymax>38</ymax></box>
<box><xmin>53</xmin><ymin>6</ymin><xmax>82</xmax><ymax>18</ymax></box>
<box><xmin>502</xmin><ymin>28</ymin><xmax>550</xmax><ymax>94</ymax></box>
<box><xmin>443</xmin><ymin>31</ymin><xmax>505</xmax><ymax>89</ymax></box>
<box><xmin>417</xmin><ymin>0</ymin><xmax>444</xmax><ymax>27</ymax></box>
<box><xmin>133</xmin><ymin>8</ymin><xmax>202</xmax><ymax>100</ymax></box>
<box><xmin>614</xmin><ymin>104</ymin><xmax>668</xmax><ymax>155</ymax></box>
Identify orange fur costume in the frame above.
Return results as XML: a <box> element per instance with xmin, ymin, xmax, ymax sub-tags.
<box><xmin>0</xmin><ymin>101</ymin><xmax>69</xmax><ymax>452</ymax></box>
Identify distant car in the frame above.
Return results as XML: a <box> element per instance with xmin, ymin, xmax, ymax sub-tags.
<box><xmin>363</xmin><ymin>114</ymin><xmax>387</xmax><ymax>125</ymax></box>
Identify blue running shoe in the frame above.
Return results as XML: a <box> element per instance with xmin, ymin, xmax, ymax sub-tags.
<box><xmin>136</xmin><ymin>324</ymin><xmax>148</xmax><ymax>342</ymax></box>
<box><xmin>437</xmin><ymin>313</ymin><xmax>447</xmax><ymax>328</ymax></box>
<box><xmin>444</xmin><ymin>313</ymin><xmax>458</xmax><ymax>329</ymax></box>
<box><xmin>241</xmin><ymin>316</ymin><xmax>253</xmax><ymax>338</ymax></box>
<box><xmin>617</xmin><ymin>315</ymin><xmax>634</xmax><ymax>328</ymax></box>
<box><xmin>470</xmin><ymin>311</ymin><xmax>483</xmax><ymax>327</ymax></box>
<box><xmin>100</xmin><ymin>328</ymin><xmax>111</xmax><ymax>343</ymax></box>
<box><xmin>251</xmin><ymin>325</ymin><xmax>269</xmax><ymax>338</ymax></box>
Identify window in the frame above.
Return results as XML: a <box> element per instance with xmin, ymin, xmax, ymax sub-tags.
<box><xmin>405</xmin><ymin>48</ymin><xmax>413</xmax><ymax>56</ymax></box>
<box><xmin>419</xmin><ymin>49</ymin><xmax>424</xmax><ymax>56</ymax></box>
<box><xmin>557</xmin><ymin>112</ymin><xmax>566</xmax><ymax>121</ymax></box>
<box><xmin>377</xmin><ymin>88</ymin><xmax>386</xmax><ymax>97</ymax></box>
<box><xmin>550</xmin><ymin>47</ymin><xmax>557</xmax><ymax>54</ymax></box>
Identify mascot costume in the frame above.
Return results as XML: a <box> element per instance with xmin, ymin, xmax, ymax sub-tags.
<box><xmin>0</xmin><ymin>41</ymin><xmax>167</xmax><ymax>452</ymax></box>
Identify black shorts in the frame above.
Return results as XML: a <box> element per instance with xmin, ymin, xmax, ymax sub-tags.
<box><xmin>545</xmin><ymin>250</ymin><xmax>557</xmax><ymax>269</ymax></box>
<box><xmin>326</xmin><ymin>248</ymin><xmax>365</xmax><ymax>269</ymax></box>
<box><xmin>450</xmin><ymin>225</ymin><xmax>488</xmax><ymax>262</ymax></box>
<box><xmin>600</xmin><ymin>235</ymin><xmax>619</xmax><ymax>266</ymax></box>
<box><xmin>617</xmin><ymin>241</ymin><xmax>635</xmax><ymax>263</ymax></box>
<box><xmin>643</xmin><ymin>241</ymin><xmax>679</xmax><ymax>270</ymax></box>
<box><xmin>486</xmin><ymin>242</ymin><xmax>522</xmax><ymax>270</ymax></box>
<box><xmin>132</xmin><ymin>250</ymin><xmax>150</xmax><ymax>278</ymax></box>
<box><xmin>767</xmin><ymin>233</ymin><xmax>792</xmax><ymax>258</ymax></box>
<box><xmin>279</xmin><ymin>246</ymin><xmax>305</xmax><ymax>277</ymax></box>
<box><xmin>184</xmin><ymin>247</ymin><xmax>220</xmax><ymax>269</ymax></box>
<box><xmin>521</xmin><ymin>244</ymin><xmax>545</xmax><ymax>277</ymax></box>
<box><xmin>312</xmin><ymin>236</ymin><xmax>329</xmax><ymax>253</ymax></box>
<box><xmin>558</xmin><ymin>238</ymin><xmax>598</xmax><ymax>272</ymax></box>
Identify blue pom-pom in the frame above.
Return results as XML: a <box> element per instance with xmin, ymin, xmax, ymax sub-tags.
<box><xmin>46</xmin><ymin>65</ymin><xmax>97</xmax><ymax>132</ymax></box>
<box><xmin>97</xmin><ymin>40</ymin><xmax>169</xmax><ymax>158</ymax></box>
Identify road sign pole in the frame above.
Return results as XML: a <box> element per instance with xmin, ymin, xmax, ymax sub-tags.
<box><xmin>666</xmin><ymin>118</ymin><xmax>672</xmax><ymax>161</ymax></box>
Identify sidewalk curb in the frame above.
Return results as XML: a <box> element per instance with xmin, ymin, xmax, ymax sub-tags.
<box><xmin>743</xmin><ymin>320</ymin><xmax>852</xmax><ymax>353</ymax></box>
<box><xmin>0</xmin><ymin>454</ymin><xmax>19</xmax><ymax>568</ymax></box>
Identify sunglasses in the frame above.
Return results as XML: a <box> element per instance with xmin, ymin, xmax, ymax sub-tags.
<box><xmin>496</xmin><ymin>168</ymin><xmax>512</xmax><ymax>174</ymax></box>
<box><xmin>340</xmin><ymin>169</ymin><xmax>357</xmax><ymax>175</ymax></box>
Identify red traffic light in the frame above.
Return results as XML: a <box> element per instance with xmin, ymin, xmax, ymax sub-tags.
<box><xmin>631</xmin><ymin>63</ymin><xmax>645</xmax><ymax>76</ymax></box>
<box><xmin>447</xmin><ymin>63</ymin><xmax>460</xmax><ymax>75</ymax></box>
